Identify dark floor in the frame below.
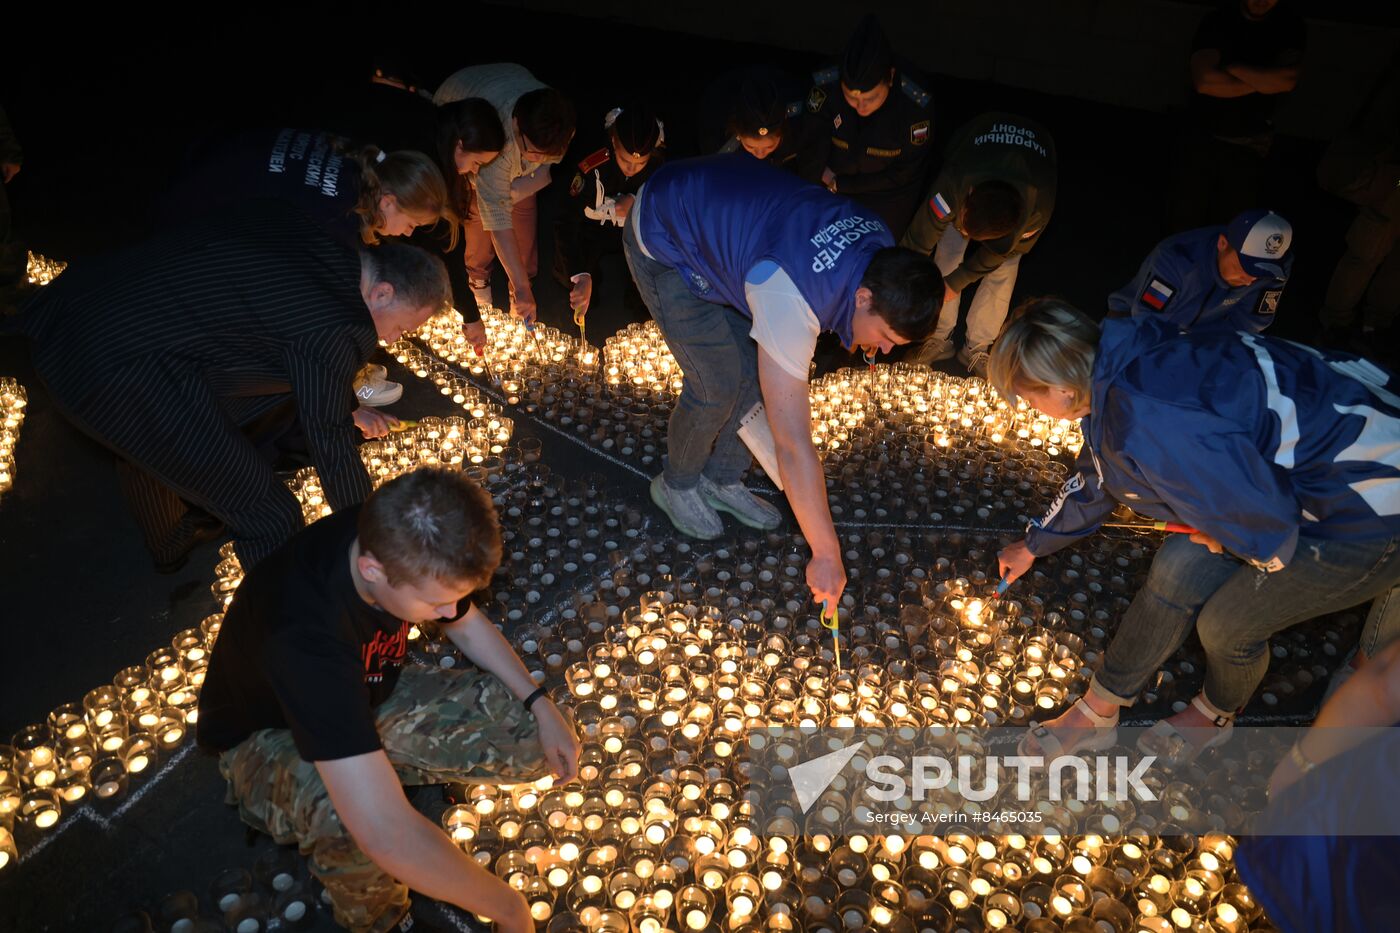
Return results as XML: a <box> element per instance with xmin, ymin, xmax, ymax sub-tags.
<box><xmin>0</xmin><ymin>3</ymin><xmax>1386</xmax><ymax>932</ymax></box>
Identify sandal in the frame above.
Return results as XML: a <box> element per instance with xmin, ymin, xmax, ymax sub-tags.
<box><xmin>1136</xmin><ymin>693</ymin><xmax>1235</xmax><ymax>767</ymax></box>
<box><xmin>1017</xmin><ymin>696</ymin><xmax>1120</xmax><ymax>758</ymax></box>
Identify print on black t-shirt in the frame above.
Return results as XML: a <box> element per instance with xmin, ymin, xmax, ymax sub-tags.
<box><xmin>363</xmin><ymin>622</ymin><xmax>411</xmax><ymax>685</ymax></box>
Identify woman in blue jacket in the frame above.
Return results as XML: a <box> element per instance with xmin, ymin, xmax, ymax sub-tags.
<box><xmin>991</xmin><ymin>300</ymin><xmax>1400</xmax><ymax>760</ymax></box>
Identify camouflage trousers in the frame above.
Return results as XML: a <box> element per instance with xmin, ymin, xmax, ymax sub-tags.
<box><xmin>219</xmin><ymin>664</ymin><xmax>549</xmax><ymax>933</ymax></box>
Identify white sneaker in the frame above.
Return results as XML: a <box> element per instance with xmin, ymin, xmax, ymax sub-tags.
<box><xmin>471</xmin><ymin>282</ymin><xmax>494</xmax><ymax>311</ymax></box>
<box><xmin>958</xmin><ymin>345</ymin><xmax>990</xmax><ymax>379</ymax></box>
<box><xmin>354</xmin><ymin>369</ymin><xmax>403</xmax><ymax>407</ymax></box>
<box><xmin>650</xmin><ymin>475</ymin><xmax>723</xmax><ymax>540</ymax></box>
<box><xmin>912</xmin><ymin>336</ymin><xmax>956</xmax><ymax>364</ymax></box>
<box><xmin>700</xmin><ymin>475</ymin><xmax>782</xmax><ymax>530</ymax></box>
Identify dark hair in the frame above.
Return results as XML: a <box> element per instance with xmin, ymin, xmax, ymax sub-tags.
<box><xmin>436</xmin><ymin>98</ymin><xmax>507</xmax><ymax>168</ymax></box>
<box><xmin>610</xmin><ymin>104</ymin><xmax>662</xmax><ymax>157</ymax></box>
<box><xmin>962</xmin><ymin>180</ymin><xmax>1024</xmax><ymax>241</ymax></box>
<box><xmin>361</xmin><ymin>240</ymin><xmax>451</xmax><ymax>314</ymax></box>
<box><xmin>728</xmin><ymin>76</ymin><xmax>788</xmax><ymax>141</ymax></box>
<box><xmin>359</xmin><ymin>467</ymin><xmax>502</xmax><ymax>586</ymax></box>
<box><xmin>514</xmin><ymin>88</ymin><xmax>576</xmax><ymax>156</ymax></box>
<box><xmin>860</xmin><ymin>247</ymin><xmax>941</xmax><ymax>341</ymax></box>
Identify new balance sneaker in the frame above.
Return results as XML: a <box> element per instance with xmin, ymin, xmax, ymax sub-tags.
<box><xmin>700</xmin><ymin>475</ymin><xmax>782</xmax><ymax>530</ymax></box>
<box><xmin>470</xmin><ymin>282</ymin><xmax>494</xmax><ymax>311</ymax></box>
<box><xmin>911</xmin><ymin>335</ymin><xmax>956</xmax><ymax>365</ymax></box>
<box><xmin>353</xmin><ymin>365</ymin><xmax>403</xmax><ymax>407</ymax></box>
<box><xmin>958</xmin><ymin>344</ymin><xmax>990</xmax><ymax>379</ymax></box>
<box><xmin>650</xmin><ymin>475</ymin><xmax>723</xmax><ymax>540</ymax></box>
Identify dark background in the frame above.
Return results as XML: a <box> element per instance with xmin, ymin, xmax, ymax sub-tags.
<box><xmin>1</xmin><ymin>1</ymin><xmax>1396</xmax><ymax>929</ymax></box>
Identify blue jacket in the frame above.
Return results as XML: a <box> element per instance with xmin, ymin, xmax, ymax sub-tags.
<box><xmin>636</xmin><ymin>154</ymin><xmax>894</xmax><ymax>349</ymax></box>
<box><xmin>1107</xmin><ymin>226</ymin><xmax>1291</xmax><ymax>333</ymax></box>
<box><xmin>1026</xmin><ymin>318</ymin><xmax>1400</xmax><ymax>571</ymax></box>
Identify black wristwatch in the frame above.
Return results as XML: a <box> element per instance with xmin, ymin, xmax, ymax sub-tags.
<box><xmin>522</xmin><ymin>685</ymin><xmax>550</xmax><ymax>714</ymax></box>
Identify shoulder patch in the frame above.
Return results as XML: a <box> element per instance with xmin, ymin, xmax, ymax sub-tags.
<box><xmin>569</xmin><ymin>173</ymin><xmax>585</xmax><ymax>198</ymax></box>
<box><xmin>929</xmin><ymin>192</ymin><xmax>951</xmax><ymax>220</ymax></box>
<box><xmin>812</xmin><ymin>65</ymin><xmax>839</xmax><ymax>86</ymax></box>
<box><xmin>900</xmin><ymin>74</ymin><xmax>931</xmax><ymax>109</ymax></box>
<box><xmin>1140</xmin><ymin>277</ymin><xmax>1175</xmax><ymax>311</ymax></box>
<box><xmin>1256</xmin><ymin>288</ymin><xmax>1282</xmax><ymax>316</ymax></box>
<box><xmin>577</xmin><ymin>147</ymin><xmax>611</xmax><ymax>174</ymax></box>
<box><xmin>785</xmin><ymin>100</ymin><xmax>803</xmax><ymax>119</ymax></box>
<box><xmin>807</xmin><ymin>86</ymin><xmax>828</xmax><ymax>114</ymax></box>
<box><xmin>911</xmin><ymin>120</ymin><xmax>930</xmax><ymax>146</ymax></box>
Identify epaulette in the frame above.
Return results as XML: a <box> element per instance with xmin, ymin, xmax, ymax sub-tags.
<box><xmin>577</xmin><ymin>147</ymin><xmax>611</xmax><ymax>174</ymax></box>
<box><xmin>786</xmin><ymin>100</ymin><xmax>803</xmax><ymax>120</ymax></box>
<box><xmin>812</xmin><ymin>65</ymin><xmax>840</xmax><ymax>87</ymax></box>
<box><xmin>900</xmin><ymin>74</ymin><xmax>931</xmax><ymax>110</ymax></box>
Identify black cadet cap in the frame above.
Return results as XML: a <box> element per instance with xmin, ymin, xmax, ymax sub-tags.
<box><xmin>733</xmin><ymin>73</ymin><xmax>788</xmax><ymax>138</ymax></box>
<box><xmin>840</xmin><ymin>14</ymin><xmax>894</xmax><ymax>92</ymax></box>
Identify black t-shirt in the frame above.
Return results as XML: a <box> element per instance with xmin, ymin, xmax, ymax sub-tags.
<box><xmin>1190</xmin><ymin>1</ymin><xmax>1306</xmax><ymax>139</ymax></box>
<box><xmin>196</xmin><ymin>506</ymin><xmax>473</xmax><ymax>761</ymax></box>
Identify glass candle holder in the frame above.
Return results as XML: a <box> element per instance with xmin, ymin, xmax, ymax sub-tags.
<box><xmin>157</xmin><ymin>890</ymin><xmax>201</xmax><ymax>933</ymax></box>
<box><xmin>0</xmin><ymin>820</ymin><xmax>17</xmax><ymax>871</ymax></box>
<box><xmin>89</xmin><ymin>754</ymin><xmax>128</xmax><ymax>800</ymax></box>
<box><xmin>253</xmin><ymin>846</ymin><xmax>302</xmax><ymax>894</ymax></box>
<box><xmin>19</xmin><ymin>788</ymin><xmax>60</xmax><ymax>831</ymax></box>
<box><xmin>225</xmin><ymin>893</ymin><xmax>269</xmax><ymax>933</ymax></box>
<box><xmin>12</xmin><ymin>724</ymin><xmax>58</xmax><ymax>789</ymax></box>
<box><xmin>272</xmin><ymin>884</ymin><xmax>317</xmax><ymax>930</ymax></box>
<box><xmin>121</xmin><ymin>731</ymin><xmax>158</xmax><ymax>776</ymax></box>
<box><xmin>47</xmin><ymin>703</ymin><xmax>89</xmax><ymax>746</ymax></box>
<box><xmin>210</xmin><ymin>867</ymin><xmax>254</xmax><ymax>915</ymax></box>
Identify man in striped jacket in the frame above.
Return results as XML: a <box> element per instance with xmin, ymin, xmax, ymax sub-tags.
<box><xmin>11</xmin><ymin>200</ymin><xmax>449</xmax><ymax>568</ymax></box>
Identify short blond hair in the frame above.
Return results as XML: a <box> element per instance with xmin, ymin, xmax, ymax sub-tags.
<box><xmin>987</xmin><ymin>298</ymin><xmax>1099</xmax><ymax>408</ymax></box>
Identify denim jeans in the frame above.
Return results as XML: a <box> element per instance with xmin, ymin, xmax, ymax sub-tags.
<box><xmin>1090</xmin><ymin>532</ymin><xmax>1400</xmax><ymax>712</ymax></box>
<box><xmin>622</xmin><ymin>212</ymin><xmax>758</xmax><ymax>488</ymax></box>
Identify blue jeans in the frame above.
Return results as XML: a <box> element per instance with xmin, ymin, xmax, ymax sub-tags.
<box><xmin>622</xmin><ymin>213</ymin><xmax>758</xmax><ymax>489</ymax></box>
<box><xmin>1091</xmin><ymin>532</ymin><xmax>1400</xmax><ymax>712</ymax></box>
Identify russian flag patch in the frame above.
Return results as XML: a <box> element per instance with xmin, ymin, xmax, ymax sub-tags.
<box><xmin>930</xmin><ymin>192</ymin><xmax>951</xmax><ymax>219</ymax></box>
<box><xmin>1141</xmin><ymin>277</ymin><xmax>1175</xmax><ymax>311</ymax></box>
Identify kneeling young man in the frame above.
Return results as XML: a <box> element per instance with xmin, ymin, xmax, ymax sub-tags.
<box><xmin>198</xmin><ymin>468</ymin><xmax>579</xmax><ymax>933</ymax></box>
<box><xmin>624</xmin><ymin>153</ymin><xmax>941</xmax><ymax>610</ymax></box>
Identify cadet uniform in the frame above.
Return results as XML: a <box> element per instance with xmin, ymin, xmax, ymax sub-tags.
<box><xmin>699</xmin><ymin>64</ymin><xmax>806</xmax><ymax>172</ymax></box>
<box><xmin>552</xmin><ymin>136</ymin><xmax>664</xmax><ymax>309</ymax></box>
<box><xmin>715</xmin><ymin>100</ymin><xmax>804</xmax><ymax>171</ymax></box>
<box><xmin>1108</xmin><ymin>221</ymin><xmax>1292</xmax><ymax>333</ymax></box>
<box><xmin>903</xmin><ymin>112</ymin><xmax>1058</xmax><ymax>359</ymax></box>
<box><xmin>199</xmin><ymin>505</ymin><xmax>549</xmax><ymax>933</ymax></box>
<box><xmin>797</xmin><ymin>62</ymin><xmax>934</xmax><ymax>237</ymax></box>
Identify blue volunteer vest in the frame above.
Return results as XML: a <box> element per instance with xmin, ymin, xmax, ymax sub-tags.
<box><xmin>637</xmin><ymin>154</ymin><xmax>893</xmax><ymax>348</ymax></box>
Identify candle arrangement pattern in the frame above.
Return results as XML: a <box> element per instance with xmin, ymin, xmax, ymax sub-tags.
<box><xmin>0</xmin><ymin>378</ymin><xmax>26</xmax><ymax>498</ymax></box>
<box><xmin>400</xmin><ymin>308</ymin><xmax>1084</xmax><ymax>529</ymax></box>
<box><xmin>3</xmin><ymin>284</ymin><xmax>1348</xmax><ymax>932</ymax></box>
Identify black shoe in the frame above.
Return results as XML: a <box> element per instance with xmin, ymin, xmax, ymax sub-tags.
<box><xmin>152</xmin><ymin>513</ymin><xmax>227</xmax><ymax>574</ymax></box>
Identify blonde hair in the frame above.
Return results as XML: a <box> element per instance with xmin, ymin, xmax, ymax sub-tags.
<box><xmin>987</xmin><ymin>298</ymin><xmax>1099</xmax><ymax>409</ymax></box>
<box><xmin>345</xmin><ymin>144</ymin><xmax>457</xmax><ymax>247</ymax></box>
